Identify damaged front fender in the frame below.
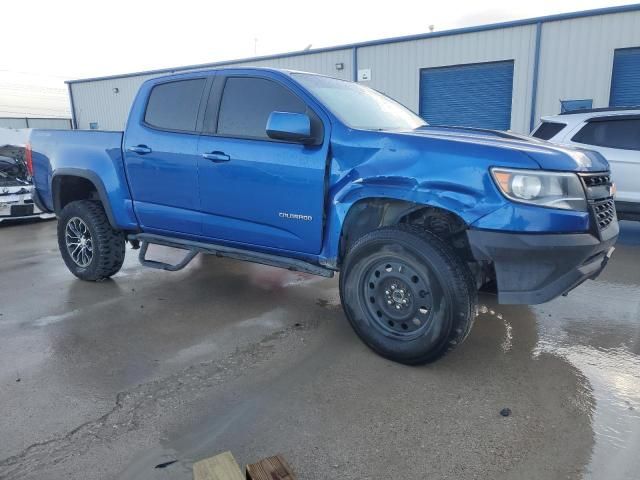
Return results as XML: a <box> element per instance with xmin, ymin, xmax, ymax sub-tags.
<box><xmin>318</xmin><ymin>130</ymin><xmax>520</xmax><ymax>263</ymax></box>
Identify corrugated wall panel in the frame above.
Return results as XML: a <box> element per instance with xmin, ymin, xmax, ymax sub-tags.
<box><xmin>356</xmin><ymin>24</ymin><xmax>537</xmax><ymax>133</ymax></box>
<box><xmin>228</xmin><ymin>49</ymin><xmax>353</xmax><ymax>80</ymax></box>
<box><xmin>71</xmin><ymin>73</ymin><xmax>159</xmax><ymax>131</ymax></box>
<box><xmin>535</xmin><ymin>11</ymin><xmax>640</xmax><ymax>123</ymax></box>
<box><xmin>71</xmin><ymin>49</ymin><xmax>353</xmax><ymax>131</ymax></box>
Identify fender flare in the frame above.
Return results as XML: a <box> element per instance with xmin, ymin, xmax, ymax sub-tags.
<box><xmin>51</xmin><ymin>168</ymin><xmax>117</xmax><ymax>228</ymax></box>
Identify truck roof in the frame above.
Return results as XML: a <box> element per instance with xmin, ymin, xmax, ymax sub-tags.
<box><xmin>140</xmin><ymin>67</ymin><xmax>330</xmax><ymax>85</ymax></box>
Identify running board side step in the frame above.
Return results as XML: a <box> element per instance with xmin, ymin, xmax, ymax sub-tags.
<box><xmin>138</xmin><ymin>240</ymin><xmax>198</xmax><ymax>272</ymax></box>
<box><xmin>129</xmin><ymin>233</ymin><xmax>335</xmax><ymax>278</ymax></box>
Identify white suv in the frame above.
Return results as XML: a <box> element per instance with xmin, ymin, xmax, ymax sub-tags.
<box><xmin>531</xmin><ymin>108</ymin><xmax>640</xmax><ymax>221</ymax></box>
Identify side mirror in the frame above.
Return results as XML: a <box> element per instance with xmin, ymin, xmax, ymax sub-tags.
<box><xmin>266</xmin><ymin>111</ymin><xmax>313</xmax><ymax>144</ymax></box>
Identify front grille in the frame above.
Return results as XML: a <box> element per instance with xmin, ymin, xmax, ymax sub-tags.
<box><xmin>592</xmin><ymin>198</ymin><xmax>616</xmax><ymax>230</ymax></box>
<box><xmin>583</xmin><ymin>174</ymin><xmax>611</xmax><ymax>188</ymax></box>
<box><xmin>579</xmin><ymin>172</ymin><xmax>616</xmax><ymax>233</ymax></box>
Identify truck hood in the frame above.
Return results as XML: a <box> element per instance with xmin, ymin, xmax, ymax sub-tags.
<box><xmin>0</xmin><ymin>144</ymin><xmax>30</xmax><ymax>187</ymax></box>
<box><xmin>400</xmin><ymin>125</ymin><xmax>609</xmax><ymax>172</ymax></box>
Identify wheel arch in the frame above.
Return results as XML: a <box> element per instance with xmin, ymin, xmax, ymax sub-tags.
<box><xmin>52</xmin><ymin>168</ymin><xmax>117</xmax><ymax>228</ymax></box>
<box><xmin>338</xmin><ymin>197</ymin><xmax>470</xmax><ymax>264</ymax></box>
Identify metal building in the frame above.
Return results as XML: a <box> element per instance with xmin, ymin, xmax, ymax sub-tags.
<box><xmin>67</xmin><ymin>4</ymin><xmax>640</xmax><ymax>134</ymax></box>
<box><xmin>0</xmin><ymin>117</ymin><xmax>72</xmax><ymax>130</ymax></box>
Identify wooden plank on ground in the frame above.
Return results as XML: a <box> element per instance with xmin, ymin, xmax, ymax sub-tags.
<box><xmin>245</xmin><ymin>454</ymin><xmax>296</xmax><ymax>480</ymax></box>
<box><xmin>193</xmin><ymin>451</ymin><xmax>244</xmax><ymax>480</ymax></box>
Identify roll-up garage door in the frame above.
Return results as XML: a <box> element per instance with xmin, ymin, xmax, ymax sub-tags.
<box><xmin>610</xmin><ymin>47</ymin><xmax>640</xmax><ymax>106</ymax></box>
<box><xmin>419</xmin><ymin>60</ymin><xmax>514</xmax><ymax>130</ymax></box>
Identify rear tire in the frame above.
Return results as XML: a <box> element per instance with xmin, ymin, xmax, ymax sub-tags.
<box><xmin>58</xmin><ymin>200</ymin><xmax>125</xmax><ymax>281</ymax></box>
<box><xmin>340</xmin><ymin>226</ymin><xmax>477</xmax><ymax>365</ymax></box>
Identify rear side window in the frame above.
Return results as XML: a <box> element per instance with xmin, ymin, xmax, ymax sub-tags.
<box><xmin>217</xmin><ymin>77</ymin><xmax>306</xmax><ymax>140</ymax></box>
<box><xmin>532</xmin><ymin>121</ymin><xmax>566</xmax><ymax>140</ymax></box>
<box><xmin>144</xmin><ymin>79</ymin><xmax>206</xmax><ymax>132</ymax></box>
<box><xmin>571</xmin><ymin>118</ymin><xmax>640</xmax><ymax>150</ymax></box>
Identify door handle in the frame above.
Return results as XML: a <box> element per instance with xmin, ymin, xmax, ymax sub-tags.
<box><xmin>202</xmin><ymin>151</ymin><xmax>230</xmax><ymax>162</ymax></box>
<box><xmin>127</xmin><ymin>145</ymin><xmax>152</xmax><ymax>155</ymax></box>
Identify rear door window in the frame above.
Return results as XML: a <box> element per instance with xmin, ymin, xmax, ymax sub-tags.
<box><xmin>571</xmin><ymin>117</ymin><xmax>640</xmax><ymax>150</ymax></box>
<box><xmin>532</xmin><ymin>121</ymin><xmax>567</xmax><ymax>140</ymax></box>
<box><xmin>144</xmin><ymin>78</ymin><xmax>206</xmax><ymax>132</ymax></box>
<box><xmin>216</xmin><ymin>77</ymin><xmax>306</xmax><ymax>140</ymax></box>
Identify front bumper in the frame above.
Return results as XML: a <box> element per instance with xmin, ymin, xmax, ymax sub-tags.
<box><xmin>468</xmin><ymin>222</ymin><xmax>618</xmax><ymax>305</ymax></box>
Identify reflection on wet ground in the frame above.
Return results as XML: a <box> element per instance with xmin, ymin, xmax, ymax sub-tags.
<box><xmin>526</xmin><ymin>221</ymin><xmax>639</xmax><ymax>479</ymax></box>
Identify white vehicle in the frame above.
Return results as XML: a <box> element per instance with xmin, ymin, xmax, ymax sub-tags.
<box><xmin>0</xmin><ymin>144</ymin><xmax>53</xmax><ymax>223</ymax></box>
<box><xmin>531</xmin><ymin>108</ymin><xmax>640</xmax><ymax>221</ymax></box>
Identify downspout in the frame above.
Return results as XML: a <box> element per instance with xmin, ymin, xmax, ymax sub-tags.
<box><xmin>352</xmin><ymin>46</ymin><xmax>358</xmax><ymax>82</ymax></box>
<box><xmin>67</xmin><ymin>83</ymin><xmax>78</xmax><ymax>129</ymax></box>
<box><xmin>529</xmin><ymin>21</ymin><xmax>542</xmax><ymax>132</ymax></box>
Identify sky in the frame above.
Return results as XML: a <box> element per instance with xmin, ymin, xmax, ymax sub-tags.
<box><xmin>0</xmin><ymin>0</ymin><xmax>636</xmax><ymax>117</ymax></box>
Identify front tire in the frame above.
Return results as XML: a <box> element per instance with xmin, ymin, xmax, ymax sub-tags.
<box><xmin>58</xmin><ymin>200</ymin><xmax>125</xmax><ymax>281</ymax></box>
<box><xmin>340</xmin><ymin>227</ymin><xmax>477</xmax><ymax>365</ymax></box>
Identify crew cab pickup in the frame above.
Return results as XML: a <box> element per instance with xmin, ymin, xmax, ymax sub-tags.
<box><xmin>30</xmin><ymin>68</ymin><xmax>618</xmax><ymax>364</ymax></box>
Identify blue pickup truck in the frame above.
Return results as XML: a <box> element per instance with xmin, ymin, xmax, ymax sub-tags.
<box><xmin>30</xmin><ymin>68</ymin><xmax>618</xmax><ymax>364</ymax></box>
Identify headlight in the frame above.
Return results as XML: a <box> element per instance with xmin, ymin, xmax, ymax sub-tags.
<box><xmin>491</xmin><ymin>168</ymin><xmax>587</xmax><ymax>211</ymax></box>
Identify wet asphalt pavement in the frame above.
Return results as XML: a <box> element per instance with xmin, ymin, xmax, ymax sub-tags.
<box><xmin>0</xmin><ymin>219</ymin><xmax>639</xmax><ymax>479</ymax></box>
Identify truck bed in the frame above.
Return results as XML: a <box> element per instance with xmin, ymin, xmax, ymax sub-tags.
<box><xmin>30</xmin><ymin>129</ymin><xmax>125</xmax><ymax>213</ymax></box>
<box><xmin>29</xmin><ymin>130</ymin><xmax>138</xmax><ymax>230</ymax></box>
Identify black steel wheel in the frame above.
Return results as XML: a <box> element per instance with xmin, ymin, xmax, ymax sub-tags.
<box><xmin>362</xmin><ymin>257</ymin><xmax>443</xmax><ymax>340</ymax></box>
<box><xmin>340</xmin><ymin>226</ymin><xmax>477</xmax><ymax>364</ymax></box>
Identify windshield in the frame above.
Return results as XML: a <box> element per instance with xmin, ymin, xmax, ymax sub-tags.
<box><xmin>294</xmin><ymin>73</ymin><xmax>427</xmax><ymax>131</ymax></box>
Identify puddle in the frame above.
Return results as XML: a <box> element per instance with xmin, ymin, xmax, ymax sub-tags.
<box><xmin>531</xmin><ymin>276</ymin><xmax>640</xmax><ymax>479</ymax></box>
<box><xmin>479</xmin><ymin>231</ymin><xmax>640</xmax><ymax>480</ymax></box>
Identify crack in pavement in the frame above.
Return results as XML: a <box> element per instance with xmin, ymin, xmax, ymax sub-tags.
<box><xmin>0</xmin><ymin>321</ymin><xmax>315</xmax><ymax>480</ymax></box>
